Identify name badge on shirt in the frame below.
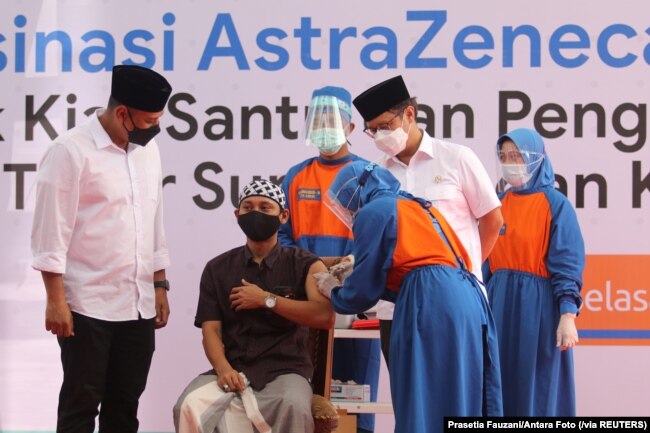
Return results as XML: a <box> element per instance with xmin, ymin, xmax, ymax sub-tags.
<box><xmin>297</xmin><ymin>188</ymin><xmax>321</xmax><ymax>201</ymax></box>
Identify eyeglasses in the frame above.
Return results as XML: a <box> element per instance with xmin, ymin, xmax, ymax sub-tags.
<box><xmin>363</xmin><ymin>110</ymin><xmax>405</xmax><ymax>138</ymax></box>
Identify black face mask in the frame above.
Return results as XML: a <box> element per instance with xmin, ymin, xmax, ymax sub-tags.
<box><xmin>124</xmin><ymin>109</ymin><xmax>161</xmax><ymax>146</ymax></box>
<box><xmin>237</xmin><ymin>211</ymin><xmax>281</xmax><ymax>242</ymax></box>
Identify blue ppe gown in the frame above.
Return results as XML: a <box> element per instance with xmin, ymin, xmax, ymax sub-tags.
<box><xmin>484</xmin><ymin>128</ymin><xmax>584</xmax><ymax>416</ymax></box>
<box><xmin>328</xmin><ymin>162</ymin><xmax>503</xmax><ymax>433</ymax></box>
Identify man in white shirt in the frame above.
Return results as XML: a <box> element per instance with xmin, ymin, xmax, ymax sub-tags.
<box><xmin>31</xmin><ymin>65</ymin><xmax>173</xmax><ymax>433</ymax></box>
<box><xmin>352</xmin><ymin>75</ymin><xmax>503</xmax><ymax>366</ymax></box>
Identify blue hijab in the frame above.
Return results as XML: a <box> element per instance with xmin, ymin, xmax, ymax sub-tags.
<box><xmin>497</xmin><ymin>128</ymin><xmax>555</xmax><ymax>191</ymax></box>
<box><xmin>327</xmin><ymin>161</ymin><xmax>400</xmax><ymax>213</ymax></box>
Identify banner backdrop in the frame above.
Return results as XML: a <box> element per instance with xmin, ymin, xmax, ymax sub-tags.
<box><xmin>1</xmin><ymin>0</ymin><xmax>649</xmax><ymax>430</ymax></box>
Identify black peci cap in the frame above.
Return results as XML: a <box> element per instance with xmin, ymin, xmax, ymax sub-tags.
<box><xmin>353</xmin><ymin>75</ymin><xmax>411</xmax><ymax>122</ymax></box>
<box><xmin>111</xmin><ymin>65</ymin><xmax>172</xmax><ymax>112</ymax></box>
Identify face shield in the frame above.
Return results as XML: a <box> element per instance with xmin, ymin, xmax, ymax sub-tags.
<box><xmin>323</xmin><ymin>176</ymin><xmax>362</xmax><ymax>230</ymax></box>
<box><xmin>304</xmin><ymin>95</ymin><xmax>351</xmax><ymax>155</ymax></box>
<box><xmin>497</xmin><ymin>144</ymin><xmax>545</xmax><ymax>190</ymax></box>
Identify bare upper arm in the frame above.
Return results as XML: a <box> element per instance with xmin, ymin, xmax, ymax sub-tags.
<box><xmin>319</xmin><ymin>256</ymin><xmax>341</xmax><ymax>268</ymax></box>
<box><xmin>305</xmin><ymin>260</ymin><xmax>330</xmax><ymax>305</ymax></box>
<box><xmin>478</xmin><ymin>207</ymin><xmax>504</xmax><ymax>260</ymax></box>
<box><xmin>479</xmin><ymin>207</ymin><xmax>503</xmax><ymax>231</ymax></box>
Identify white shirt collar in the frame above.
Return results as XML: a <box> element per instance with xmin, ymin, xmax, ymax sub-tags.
<box><xmin>89</xmin><ymin>109</ymin><xmax>138</xmax><ymax>152</ymax></box>
<box><xmin>89</xmin><ymin>109</ymin><xmax>115</xmax><ymax>150</ymax></box>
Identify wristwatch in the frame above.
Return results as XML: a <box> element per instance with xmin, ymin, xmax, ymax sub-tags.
<box><xmin>154</xmin><ymin>279</ymin><xmax>170</xmax><ymax>291</ymax></box>
<box><xmin>264</xmin><ymin>293</ymin><xmax>277</xmax><ymax>309</ymax></box>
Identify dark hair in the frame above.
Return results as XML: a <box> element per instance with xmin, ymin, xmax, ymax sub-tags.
<box><xmin>107</xmin><ymin>95</ymin><xmax>121</xmax><ymax>109</ymax></box>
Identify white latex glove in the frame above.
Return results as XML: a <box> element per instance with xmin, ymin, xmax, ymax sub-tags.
<box><xmin>556</xmin><ymin>313</ymin><xmax>578</xmax><ymax>351</ymax></box>
<box><xmin>329</xmin><ymin>255</ymin><xmax>355</xmax><ymax>284</ymax></box>
<box><xmin>313</xmin><ymin>271</ymin><xmax>339</xmax><ymax>299</ymax></box>
<box><xmin>341</xmin><ymin>254</ymin><xmax>355</xmax><ymax>265</ymax></box>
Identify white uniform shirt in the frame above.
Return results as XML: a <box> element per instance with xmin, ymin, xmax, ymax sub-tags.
<box><xmin>31</xmin><ymin>110</ymin><xmax>170</xmax><ymax>321</ymax></box>
<box><xmin>377</xmin><ymin>130</ymin><xmax>500</xmax><ymax>320</ymax></box>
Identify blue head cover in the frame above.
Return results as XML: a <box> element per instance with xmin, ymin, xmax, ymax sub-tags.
<box><xmin>497</xmin><ymin>128</ymin><xmax>555</xmax><ymax>190</ymax></box>
<box><xmin>328</xmin><ymin>162</ymin><xmax>400</xmax><ymax>214</ymax></box>
<box><xmin>311</xmin><ymin>86</ymin><xmax>352</xmax><ymax>121</ymax></box>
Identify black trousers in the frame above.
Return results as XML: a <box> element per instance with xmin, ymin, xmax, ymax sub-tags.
<box><xmin>56</xmin><ymin>312</ymin><xmax>155</xmax><ymax>433</ymax></box>
<box><xmin>378</xmin><ymin>319</ymin><xmax>392</xmax><ymax>369</ymax></box>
